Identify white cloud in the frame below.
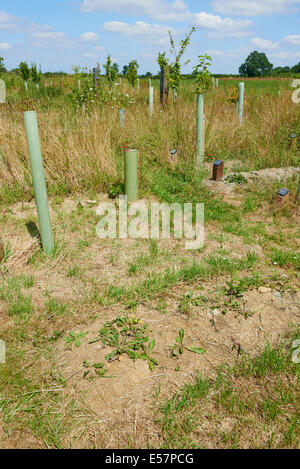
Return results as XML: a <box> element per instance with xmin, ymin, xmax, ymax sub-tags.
<box><xmin>82</xmin><ymin>52</ymin><xmax>97</xmax><ymax>58</ymax></box>
<box><xmin>270</xmin><ymin>50</ymin><xmax>300</xmax><ymax>60</ymax></box>
<box><xmin>212</xmin><ymin>0</ymin><xmax>300</xmax><ymax>16</ymax></box>
<box><xmin>82</xmin><ymin>1</ymin><xmax>253</xmax><ymax>38</ymax></box>
<box><xmin>250</xmin><ymin>37</ymin><xmax>279</xmax><ymax>49</ymax></box>
<box><xmin>0</xmin><ymin>42</ymin><xmax>11</xmax><ymax>49</ymax></box>
<box><xmin>80</xmin><ymin>32</ymin><xmax>99</xmax><ymax>41</ymax></box>
<box><xmin>193</xmin><ymin>12</ymin><xmax>252</xmax><ymax>37</ymax></box>
<box><xmin>94</xmin><ymin>45</ymin><xmax>105</xmax><ymax>50</ymax></box>
<box><xmin>0</xmin><ymin>10</ymin><xmax>19</xmax><ymax>31</ymax></box>
<box><xmin>81</xmin><ymin>0</ymin><xmax>191</xmax><ymax>21</ymax></box>
<box><xmin>283</xmin><ymin>34</ymin><xmax>300</xmax><ymax>45</ymax></box>
<box><xmin>205</xmin><ymin>49</ymin><xmax>223</xmax><ymax>56</ymax></box>
<box><xmin>103</xmin><ymin>21</ymin><xmax>178</xmax><ymax>45</ymax></box>
<box><xmin>30</xmin><ymin>31</ymin><xmax>66</xmax><ymax>40</ymax></box>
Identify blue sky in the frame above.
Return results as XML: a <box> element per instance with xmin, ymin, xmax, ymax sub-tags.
<box><xmin>0</xmin><ymin>0</ymin><xmax>299</xmax><ymax>74</ymax></box>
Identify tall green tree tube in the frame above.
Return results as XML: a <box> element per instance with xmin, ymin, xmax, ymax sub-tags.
<box><xmin>196</xmin><ymin>93</ymin><xmax>205</xmax><ymax>167</ymax></box>
<box><xmin>173</xmin><ymin>88</ymin><xmax>177</xmax><ymax>103</ymax></box>
<box><xmin>149</xmin><ymin>86</ymin><xmax>154</xmax><ymax>115</ymax></box>
<box><xmin>238</xmin><ymin>82</ymin><xmax>245</xmax><ymax>123</ymax></box>
<box><xmin>124</xmin><ymin>149</ymin><xmax>138</xmax><ymax>202</ymax></box>
<box><xmin>119</xmin><ymin>108</ymin><xmax>125</xmax><ymax>127</ymax></box>
<box><xmin>24</xmin><ymin>111</ymin><xmax>54</xmax><ymax>255</ymax></box>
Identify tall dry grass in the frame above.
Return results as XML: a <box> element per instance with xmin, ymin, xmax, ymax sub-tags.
<box><xmin>0</xmin><ymin>82</ymin><xmax>298</xmax><ymax>201</ymax></box>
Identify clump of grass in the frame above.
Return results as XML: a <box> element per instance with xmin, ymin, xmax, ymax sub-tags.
<box><xmin>270</xmin><ymin>248</ymin><xmax>300</xmax><ymax>270</ymax></box>
<box><xmin>157</xmin><ymin>332</ymin><xmax>300</xmax><ymax>449</ymax></box>
<box><xmin>0</xmin><ymin>275</ymin><xmax>34</xmax><ymax>322</ymax></box>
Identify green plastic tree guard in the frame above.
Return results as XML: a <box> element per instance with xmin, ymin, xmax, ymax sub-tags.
<box><xmin>119</xmin><ymin>108</ymin><xmax>125</xmax><ymax>127</ymax></box>
<box><xmin>196</xmin><ymin>93</ymin><xmax>205</xmax><ymax>167</ymax></box>
<box><xmin>238</xmin><ymin>82</ymin><xmax>245</xmax><ymax>123</ymax></box>
<box><xmin>173</xmin><ymin>88</ymin><xmax>177</xmax><ymax>103</ymax></box>
<box><xmin>0</xmin><ymin>79</ymin><xmax>6</xmax><ymax>104</ymax></box>
<box><xmin>24</xmin><ymin>111</ymin><xmax>54</xmax><ymax>255</ymax></box>
<box><xmin>149</xmin><ymin>86</ymin><xmax>154</xmax><ymax>115</ymax></box>
<box><xmin>124</xmin><ymin>149</ymin><xmax>138</xmax><ymax>202</ymax></box>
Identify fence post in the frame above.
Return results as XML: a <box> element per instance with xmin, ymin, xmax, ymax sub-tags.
<box><xmin>196</xmin><ymin>93</ymin><xmax>205</xmax><ymax>167</ymax></box>
<box><xmin>238</xmin><ymin>82</ymin><xmax>245</xmax><ymax>123</ymax></box>
<box><xmin>24</xmin><ymin>111</ymin><xmax>54</xmax><ymax>255</ymax></box>
<box><xmin>124</xmin><ymin>149</ymin><xmax>138</xmax><ymax>202</ymax></box>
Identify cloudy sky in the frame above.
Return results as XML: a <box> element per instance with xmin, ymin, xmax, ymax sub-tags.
<box><xmin>0</xmin><ymin>0</ymin><xmax>299</xmax><ymax>74</ymax></box>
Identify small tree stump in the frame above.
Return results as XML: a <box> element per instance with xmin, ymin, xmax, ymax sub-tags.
<box><xmin>212</xmin><ymin>160</ymin><xmax>224</xmax><ymax>181</ymax></box>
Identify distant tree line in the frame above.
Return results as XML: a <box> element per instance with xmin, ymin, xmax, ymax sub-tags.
<box><xmin>239</xmin><ymin>51</ymin><xmax>300</xmax><ymax>77</ymax></box>
<box><xmin>1</xmin><ymin>52</ymin><xmax>299</xmax><ymax>81</ymax></box>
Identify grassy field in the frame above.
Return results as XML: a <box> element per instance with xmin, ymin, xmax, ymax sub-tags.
<box><xmin>0</xmin><ymin>74</ymin><xmax>299</xmax><ymax>449</ymax></box>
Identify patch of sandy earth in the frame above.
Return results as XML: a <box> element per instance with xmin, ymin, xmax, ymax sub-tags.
<box><xmin>78</xmin><ymin>236</ymin><xmax>262</xmax><ymax>291</ymax></box>
<box><xmin>226</xmin><ymin>166</ymin><xmax>300</xmax><ymax>184</ymax></box>
<box><xmin>202</xmin><ymin>166</ymin><xmax>300</xmax><ymax>202</ymax></box>
<box><xmin>54</xmin><ymin>286</ymin><xmax>299</xmax><ymax>447</ymax></box>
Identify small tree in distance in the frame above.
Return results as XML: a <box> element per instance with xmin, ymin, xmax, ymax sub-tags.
<box><xmin>156</xmin><ymin>27</ymin><xmax>195</xmax><ymax>101</ymax></box>
<box><xmin>104</xmin><ymin>55</ymin><xmax>118</xmax><ymax>88</ymax></box>
<box><xmin>168</xmin><ymin>27</ymin><xmax>195</xmax><ymax>92</ymax></box>
<box><xmin>126</xmin><ymin>60</ymin><xmax>139</xmax><ymax>86</ymax></box>
<box><xmin>0</xmin><ymin>57</ymin><xmax>6</xmax><ymax>74</ymax></box>
<box><xmin>122</xmin><ymin>65</ymin><xmax>129</xmax><ymax>76</ymax></box>
<box><xmin>239</xmin><ymin>51</ymin><xmax>273</xmax><ymax>77</ymax></box>
<box><xmin>19</xmin><ymin>62</ymin><xmax>31</xmax><ymax>83</ymax></box>
<box><xmin>31</xmin><ymin>63</ymin><xmax>42</xmax><ymax>86</ymax></box>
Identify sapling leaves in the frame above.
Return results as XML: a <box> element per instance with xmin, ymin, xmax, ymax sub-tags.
<box><xmin>193</xmin><ymin>54</ymin><xmax>213</xmax><ymax>94</ymax></box>
<box><xmin>90</xmin><ymin>315</ymin><xmax>158</xmax><ymax>371</ymax></box>
<box><xmin>186</xmin><ymin>347</ymin><xmax>206</xmax><ymax>355</ymax></box>
<box><xmin>171</xmin><ymin>328</ymin><xmax>206</xmax><ymax>358</ymax></box>
<box><xmin>64</xmin><ymin>331</ymin><xmax>88</xmax><ymax>349</ymax></box>
<box><xmin>82</xmin><ymin>360</ymin><xmax>113</xmax><ymax>378</ymax></box>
